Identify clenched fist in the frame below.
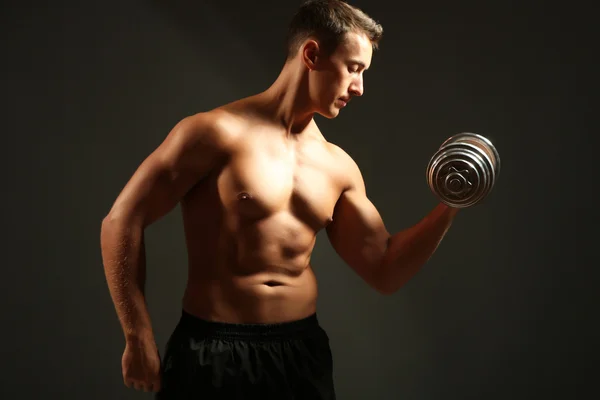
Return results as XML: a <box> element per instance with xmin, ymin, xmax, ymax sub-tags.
<box><xmin>122</xmin><ymin>336</ymin><xmax>162</xmax><ymax>392</ymax></box>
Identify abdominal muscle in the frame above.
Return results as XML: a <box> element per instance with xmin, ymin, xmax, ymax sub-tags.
<box><xmin>180</xmin><ymin>211</ymin><xmax>321</xmax><ymax>324</ymax></box>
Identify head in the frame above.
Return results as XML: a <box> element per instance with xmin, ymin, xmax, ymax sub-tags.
<box><xmin>284</xmin><ymin>0</ymin><xmax>383</xmax><ymax>118</ymax></box>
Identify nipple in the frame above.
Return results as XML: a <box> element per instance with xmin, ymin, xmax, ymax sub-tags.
<box><xmin>237</xmin><ymin>192</ymin><xmax>252</xmax><ymax>201</ymax></box>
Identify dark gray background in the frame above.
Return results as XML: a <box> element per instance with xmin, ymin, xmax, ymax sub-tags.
<box><xmin>2</xmin><ymin>0</ymin><xmax>596</xmax><ymax>399</ymax></box>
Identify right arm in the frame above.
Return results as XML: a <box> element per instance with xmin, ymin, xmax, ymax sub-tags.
<box><xmin>100</xmin><ymin>112</ymin><xmax>229</xmax><ymax>343</ymax></box>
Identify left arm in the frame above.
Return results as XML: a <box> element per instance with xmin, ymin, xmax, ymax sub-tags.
<box><xmin>326</xmin><ymin>151</ymin><xmax>459</xmax><ymax>295</ymax></box>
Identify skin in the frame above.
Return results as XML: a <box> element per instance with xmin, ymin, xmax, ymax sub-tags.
<box><xmin>100</xmin><ymin>31</ymin><xmax>459</xmax><ymax>393</ymax></box>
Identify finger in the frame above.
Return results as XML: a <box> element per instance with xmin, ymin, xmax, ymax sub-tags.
<box><xmin>151</xmin><ymin>380</ymin><xmax>162</xmax><ymax>393</ymax></box>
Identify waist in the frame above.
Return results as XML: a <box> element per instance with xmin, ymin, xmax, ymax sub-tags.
<box><xmin>176</xmin><ymin>309</ymin><xmax>323</xmax><ymax>341</ymax></box>
<box><xmin>182</xmin><ymin>271</ymin><xmax>318</xmax><ymax>324</ymax></box>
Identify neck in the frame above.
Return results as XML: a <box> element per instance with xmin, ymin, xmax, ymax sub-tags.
<box><xmin>258</xmin><ymin>58</ymin><xmax>315</xmax><ymax>135</ymax></box>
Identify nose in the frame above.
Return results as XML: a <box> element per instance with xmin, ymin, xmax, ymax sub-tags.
<box><xmin>349</xmin><ymin>75</ymin><xmax>364</xmax><ymax>97</ymax></box>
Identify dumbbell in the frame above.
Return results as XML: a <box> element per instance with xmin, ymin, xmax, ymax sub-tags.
<box><xmin>426</xmin><ymin>132</ymin><xmax>501</xmax><ymax>208</ymax></box>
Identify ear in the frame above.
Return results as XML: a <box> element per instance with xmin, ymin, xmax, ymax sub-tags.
<box><xmin>301</xmin><ymin>39</ymin><xmax>320</xmax><ymax>70</ymax></box>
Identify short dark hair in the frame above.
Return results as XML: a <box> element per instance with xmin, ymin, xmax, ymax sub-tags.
<box><xmin>284</xmin><ymin>0</ymin><xmax>383</xmax><ymax>60</ymax></box>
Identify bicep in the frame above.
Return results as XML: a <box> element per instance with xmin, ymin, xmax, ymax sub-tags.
<box><xmin>109</xmin><ymin>154</ymin><xmax>189</xmax><ymax>228</ymax></box>
<box><xmin>326</xmin><ymin>188</ymin><xmax>390</xmax><ymax>284</ymax></box>
<box><xmin>107</xmin><ymin>116</ymin><xmax>223</xmax><ymax>227</ymax></box>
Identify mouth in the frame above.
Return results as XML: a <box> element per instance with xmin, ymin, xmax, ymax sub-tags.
<box><xmin>337</xmin><ymin>97</ymin><xmax>350</xmax><ymax>107</ymax></box>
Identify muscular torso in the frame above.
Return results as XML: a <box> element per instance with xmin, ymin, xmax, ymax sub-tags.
<box><xmin>179</xmin><ymin>111</ymin><xmax>347</xmax><ymax>324</ymax></box>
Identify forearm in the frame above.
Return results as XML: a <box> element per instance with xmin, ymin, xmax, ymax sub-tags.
<box><xmin>378</xmin><ymin>203</ymin><xmax>459</xmax><ymax>293</ymax></box>
<box><xmin>100</xmin><ymin>216</ymin><xmax>154</xmax><ymax>341</ymax></box>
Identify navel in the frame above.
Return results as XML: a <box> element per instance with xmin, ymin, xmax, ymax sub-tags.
<box><xmin>263</xmin><ymin>280</ymin><xmax>284</xmax><ymax>287</ymax></box>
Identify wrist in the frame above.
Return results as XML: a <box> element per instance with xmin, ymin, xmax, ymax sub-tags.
<box><xmin>124</xmin><ymin>329</ymin><xmax>154</xmax><ymax>344</ymax></box>
<box><xmin>436</xmin><ymin>202</ymin><xmax>460</xmax><ymax>218</ymax></box>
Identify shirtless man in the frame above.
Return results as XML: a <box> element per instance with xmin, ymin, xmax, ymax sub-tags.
<box><xmin>101</xmin><ymin>1</ymin><xmax>459</xmax><ymax>398</ymax></box>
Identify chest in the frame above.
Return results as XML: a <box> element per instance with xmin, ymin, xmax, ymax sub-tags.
<box><xmin>217</xmin><ymin>139</ymin><xmax>342</xmax><ymax>229</ymax></box>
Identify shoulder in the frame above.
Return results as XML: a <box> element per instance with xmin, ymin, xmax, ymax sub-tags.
<box><xmin>170</xmin><ymin>108</ymin><xmax>244</xmax><ymax>154</ymax></box>
<box><xmin>324</xmin><ymin>141</ymin><xmax>366</xmax><ymax>193</ymax></box>
<box><xmin>306</xmin><ymin>121</ymin><xmax>365</xmax><ymax>193</ymax></box>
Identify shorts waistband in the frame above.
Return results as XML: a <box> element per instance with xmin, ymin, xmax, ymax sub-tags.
<box><xmin>177</xmin><ymin>309</ymin><xmax>322</xmax><ymax>340</ymax></box>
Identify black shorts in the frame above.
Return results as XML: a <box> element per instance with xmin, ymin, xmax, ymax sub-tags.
<box><xmin>155</xmin><ymin>310</ymin><xmax>336</xmax><ymax>399</ymax></box>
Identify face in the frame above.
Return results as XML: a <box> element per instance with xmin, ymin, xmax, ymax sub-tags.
<box><xmin>303</xmin><ymin>31</ymin><xmax>373</xmax><ymax>118</ymax></box>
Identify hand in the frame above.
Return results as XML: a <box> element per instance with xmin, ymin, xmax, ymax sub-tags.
<box><xmin>121</xmin><ymin>336</ymin><xmax>162</xmax><ymax>392</ymax></box>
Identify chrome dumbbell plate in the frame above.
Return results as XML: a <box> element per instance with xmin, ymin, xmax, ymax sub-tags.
<box><xmin>426</xmin><ymin>133</ymin><xmax>500</xmax><ymax>208</ymax></box>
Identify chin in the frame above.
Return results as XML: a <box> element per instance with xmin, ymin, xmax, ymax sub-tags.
<box><xmin>318</xmin><ymin>106</ymin><xmax>340</xmax><ymax>119</ymax></box>
<box><xmin>320</xmin><ymin>113</ymin><xmax>338</xmax><ymax>120</ymax></box>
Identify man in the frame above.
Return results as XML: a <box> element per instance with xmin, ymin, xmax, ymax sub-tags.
<box><xmin>101</xmin><ymin>0</ymin><xmax>459</xmax><ymax>398</ymax></box>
